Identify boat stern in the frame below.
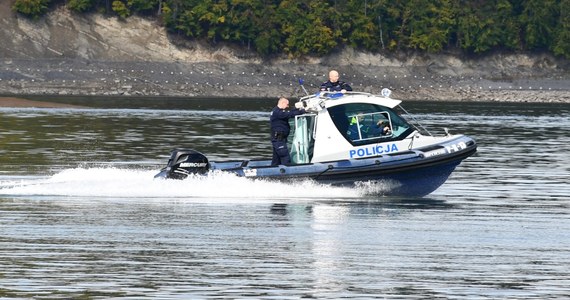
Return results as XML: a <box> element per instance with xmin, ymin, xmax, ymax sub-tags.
<box><xmin>154</xmin><ymin>149</ymin><xmax>210</xmax><ymax>180</ymax></box>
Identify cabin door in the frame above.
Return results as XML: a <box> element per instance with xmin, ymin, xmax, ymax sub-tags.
<box><xmin>290</xmin><ymin>114</ymin><xmax>316</xmax><ymax>164</ymax></box>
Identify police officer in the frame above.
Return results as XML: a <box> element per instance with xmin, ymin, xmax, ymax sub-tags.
<box><xmin>320</xmin><ymin>70</ymin><xmax>352</xmax><ymax>92</ymax></box>
<box><xmin>270</xmin><ymin>97</ymin><xmax>305</xmax><ymax>166</ymax></box>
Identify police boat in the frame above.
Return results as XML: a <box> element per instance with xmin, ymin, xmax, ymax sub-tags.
<box><xmin>154</xmin><ymin>89</ymin><xmax>477</xmax><ymax>196</ymax></box>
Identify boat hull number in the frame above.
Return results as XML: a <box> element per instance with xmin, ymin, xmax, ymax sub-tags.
<box><xmin>244</xmin><ymin>169</ymin><xmax>257</xmax><ymax>177</ymax></box>
<box><xmin>445</xmin><ymin>141</ymin><xmax>467</xmax><ymax>154</ymax></box>
<box><xmin>426</xmin><ymin>141</ymin><xmax>468</xmax><ymax>158</ymax></box>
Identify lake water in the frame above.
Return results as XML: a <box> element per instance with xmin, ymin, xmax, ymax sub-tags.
<box><xmin>1</xmin><ymin>98</ymin><xmax>569</xmax><ymax>299</ymax></box>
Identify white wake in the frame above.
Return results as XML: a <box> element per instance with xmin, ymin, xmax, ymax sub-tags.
<box><xmin>0</xmin><ymin>167</ymin><xmax>392</xmax><ymax>200</ymax></box>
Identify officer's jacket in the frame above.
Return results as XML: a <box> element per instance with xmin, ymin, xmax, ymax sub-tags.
<box><xmin>270</xmin><ymin>107</ymin><xmax>304</xmax><ymax>136</ymax></box>
<box><xmin>320</xmin><ymin>80</ymin><xmax>353</xmax><ymax>92</ymax></box>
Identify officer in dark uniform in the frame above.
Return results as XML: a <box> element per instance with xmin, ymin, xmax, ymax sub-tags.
<box><xmin>270</xmin><ymin>97</ymin><xmax>305</xmax><ymax>166</ymax></box>
<box><xmin>320</xmin><ymin>70</ymin><xmax>353</xmax><ymax>92</ymax></box>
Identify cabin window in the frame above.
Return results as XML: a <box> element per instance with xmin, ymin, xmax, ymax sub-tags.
<box><xmin>328</xmin><ymin>103</ymin><xmax>413</xmax><ymax>145</ymax></box>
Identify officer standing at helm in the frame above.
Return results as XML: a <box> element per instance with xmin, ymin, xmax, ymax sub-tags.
<box><xmin>270</xmin><ymin>97</ymin><xmax>305</xmax><ymax>166</ymax></box>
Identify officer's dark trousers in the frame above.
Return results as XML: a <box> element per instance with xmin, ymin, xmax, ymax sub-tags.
<box><xmin>271</xmin><ymin>140</ymin><xmax>290</xmax><ymax>166</ymax></box>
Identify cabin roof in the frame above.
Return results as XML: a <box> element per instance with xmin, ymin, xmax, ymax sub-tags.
<box><xmin>300</xmin><ymin>92</ymin><xmax>402</xmax><ymax>109</ymax></box>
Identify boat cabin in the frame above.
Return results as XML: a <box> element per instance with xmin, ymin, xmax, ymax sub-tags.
<box><xmin>290</xmin><ymin>92</ymin><xmax>416</xmax><ymax>163</ymax></box>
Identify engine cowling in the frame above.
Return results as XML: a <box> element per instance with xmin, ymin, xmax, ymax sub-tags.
<box><xmin>154</xmin><ymin>149</ymin><xmax>210</xmax><ymax>179</ymax></box>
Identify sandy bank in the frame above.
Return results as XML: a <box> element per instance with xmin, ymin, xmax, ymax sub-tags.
<box><xmin>0</xmin><ymin>97</ymin><xmax>85</xmax><ymax>108</ymax></box>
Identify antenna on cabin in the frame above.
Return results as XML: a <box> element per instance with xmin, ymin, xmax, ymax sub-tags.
<box><xmin>298</xmin><ymin>78</ymin><xmax>309</xmax><ymax>96</ymax></box>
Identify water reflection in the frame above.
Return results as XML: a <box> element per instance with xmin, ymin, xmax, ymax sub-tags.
<box><xmin>270</xmin><ymin>198</ymin><xmax>455</xmax><ymax>218</ymax></box>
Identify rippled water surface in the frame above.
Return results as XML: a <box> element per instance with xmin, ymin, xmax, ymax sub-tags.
<box><xmin>1</xmin><ymin>98</ymin><xmax>569</xmax><ymax>299</ymax></box>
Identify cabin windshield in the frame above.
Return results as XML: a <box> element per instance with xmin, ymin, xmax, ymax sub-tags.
<box><xmin>328</xmin><ymin>103</ymin><xmax>413</xmax><ymax>145</ymax></box>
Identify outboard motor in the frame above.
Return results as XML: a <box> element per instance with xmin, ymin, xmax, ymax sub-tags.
<box><xmin>154</xmin><ymin>149</ymin><xmax>210</xmax><ymax>179</ymax></box>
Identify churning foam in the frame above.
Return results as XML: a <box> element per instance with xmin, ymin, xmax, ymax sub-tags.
<box><xmin>0</xmin><ymin>167</ymin><xmax>392</xmax><ymax>201</ymax></box>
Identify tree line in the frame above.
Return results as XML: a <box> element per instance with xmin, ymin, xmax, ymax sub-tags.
<box><xmin>12</xmin><ymin>0</ymin><xmax>570</xmax><ymax>59</ymax></box>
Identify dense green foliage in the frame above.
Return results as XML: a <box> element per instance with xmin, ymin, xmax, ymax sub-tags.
<box><xmin>12</xmin><ymin>0</ymin><xmax>50</xmax><ymax>18</ymax></box>
<box><xmin>12</xmin><ymin>0</ymin><xmax>570</xmax><ymax>59</ymax></box>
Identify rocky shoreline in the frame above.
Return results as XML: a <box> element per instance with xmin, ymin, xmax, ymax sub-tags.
<box><xmin>1</xmin><ymin>58</ymin><xmax>570</xmax><ymax>104</ymax></box>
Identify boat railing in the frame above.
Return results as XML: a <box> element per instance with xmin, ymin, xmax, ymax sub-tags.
<box><xmin>300</xmin><ymin>91</ymin><xmax>375</xmax><ymax>101</ymax></box>
<box><xmin>396</xmin><ymin>105</ymin><xmax>433</xmax><ymax>136</ymax></box>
